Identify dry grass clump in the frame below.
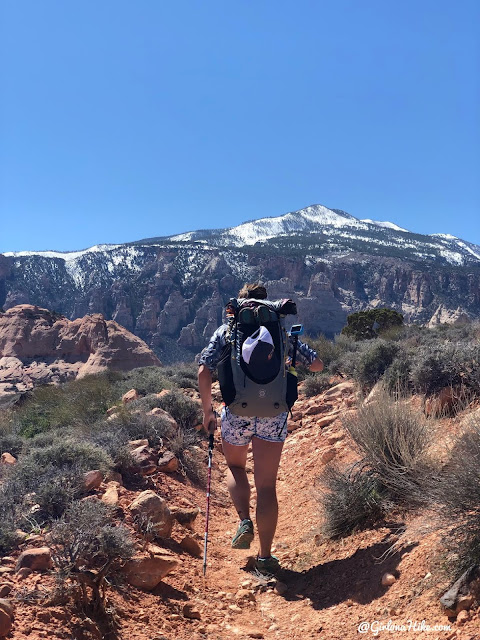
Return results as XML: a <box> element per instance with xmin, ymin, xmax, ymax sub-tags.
<box><xmin>434</xmin><ymin>413</ymin><xmax>480</xmax><ymax>575</ymax></box>
<box><xmin>319</xmin><ymin>463</ymin><xmax>387</xmax><ymax>538</ymax></box>
<box><xmin>318</xmin><ymin>393</ymin><xmax>437</xmax><ymax>539</ymax></box>
<box><xmin>342</xmin><ymin>394</ymin><xmax>434</xmax><ymax>508</ymax></box>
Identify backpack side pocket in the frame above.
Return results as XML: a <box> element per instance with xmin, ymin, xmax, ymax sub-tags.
<box><xmin>217</xmin><ymin>343</ymin><xmax>236</xmax><ymax>406</ymax></box>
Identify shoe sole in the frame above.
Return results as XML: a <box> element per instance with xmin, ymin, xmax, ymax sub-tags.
<box><xmin>255</xmin><ymin>559</ymin><xmax>280</xmax><ymax>574</ymax></box>
<box><xmin>231</xmin><ymin>531</ymin><xmax>254</xmax><ymax>549</ymax></box>
<box><xmin>255</xmin><ymin>564</ymin><xmax>280</xmax><ymax>575</ymax></box>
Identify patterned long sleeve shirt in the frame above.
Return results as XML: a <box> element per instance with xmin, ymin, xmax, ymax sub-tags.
<box><xmin>198</xmin><ymin>324</ymin><xmax>318</xmax><ymax>373</ymax></box>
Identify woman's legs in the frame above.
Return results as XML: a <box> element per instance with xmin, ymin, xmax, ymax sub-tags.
<box><xmin>252</xmin><ymin>437</ymin><xmax>284</xmax><ymax>558</ymax></box>
<box><xmin>222</xmin><ymin>439</ymin><xmax>251</xmax><ymax>522</ymax></box>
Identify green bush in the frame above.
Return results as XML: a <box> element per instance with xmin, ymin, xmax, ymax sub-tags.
<box><xmin>0</xmin><ymin>478</ymin><xmax>22</xmax><ymax>553</ymax></box>
<box><xmin>167</xmin><ymin>426</ymin><xmax>205</xmax><ymax>486</ymax></box>
<box><xmin>112</xmin><ymin>366</ymin><xmax>171</xmax><ymax>399</ymax></box>
<box><xmin>129</xmin><ymin>393</ymin><xmax>166</xmax><ymax>413</ymax></box>
<box><xmin>354</xmin><ymin>341</ymin><xmax>400</xmax><ymax>387</ymax></box>
<box><xmin>0</xmin><ymin>516</ymin><xmax>18</xmax><ymax>555</ymax></box>
<box><xmin>303</xmin><ymin>334</ymin><xmax>340</xmax><ymax>369</ymax></box>
<box><xmin>95</xmin><ymin>410</ymin><xmax>177</xmax><ymax>450</ymax></box>
<box><xmin>15</xmin><ymin>374</ymin><xmax>115</xmax><ymax>438</ymax></box>
<box><xmin>3</xmin><ymin>439</ymin><xmax>113</xmax><ymax>524</ymax></box>
<box><xmin>26</xmin><ymin>439</ymin><xmax>112</xmax><ymax>473</ymax></box>
<box><xmin>155</xmin><ymin>389</ymin><xmax>201</xmax><ymax>430</ymax></box>
<box><xmin>31</xmin><ymin>468</ymin><xmax>83</xmax><ymax>521</ymax></box>
<box><xmin>341</xmin><ymin>308</ymin><xmax>404</xmax><ymax>341</ymax></box>
<box><xmin>0</xmin><ymin>432</ymin><xmax>24</xmax><ymax>457</ymax></box>
<box><xmin>163</xmin><ymin>363</ymin><xmax>199</xmax><ymax>390</ymax></box>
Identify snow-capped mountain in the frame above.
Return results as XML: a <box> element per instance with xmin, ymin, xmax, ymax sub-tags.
<box><xmin>4</xmin><ymin>204</ymin><xmax>480</xmax><ymax>267</ymax></box>
<box><xmin>1</xmin><ymin>203</ymin><xmax>480</xmax><ymax>363</ymax></box>
<box><xmin>164</xmin><ymin>203</ymin><xmax>480</xmax><ymax>266</ymax></box>
<box><xmin>170</xmin><ymin>205</ymin><xmax>405</xmax><ymax>245</ymax></box>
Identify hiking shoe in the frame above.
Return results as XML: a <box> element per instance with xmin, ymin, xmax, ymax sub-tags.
<box><xmin>231</xmin><ymin>519</ymin><xmax>254</xmax><ymax>549</ymax></box>
<box><xmin>255</xmin><ymin>555</ymin><xmax>281</xmax><ymax>575</ymax></box>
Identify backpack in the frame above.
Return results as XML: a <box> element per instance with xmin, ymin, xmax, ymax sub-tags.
<box><xmin>217</xmin><ymin>297</ymin><xmax>298</xmax><ymax>417</ymax></box>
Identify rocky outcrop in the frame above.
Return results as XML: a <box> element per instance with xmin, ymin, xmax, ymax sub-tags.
<box><xmin>0</xmin><ymin>305</ymin><xmax>161</xmax><ymax>405</ymax></box>
<box><xmin>427</xmin><ymin>304</ymin><xmax>471</xmax><ymax>328</ymax></box>
<box><xmin>123</xmin><ymin>546</ymin><xmax>179</xmax><ymax>591</ymax></box>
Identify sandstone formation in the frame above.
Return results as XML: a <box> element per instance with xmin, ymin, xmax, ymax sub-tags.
<box><xmin>128</xmin><ymin>490</ymin><xmax>174</xmax><ymax>538</ymax></box>
<box><xmin>0</xmin><ymin>305</ymin><xmax>161</xmax><ymax>405</ymax></box>
<box><xmin>15</xmin><ymin>547</ymin><xmax>52</xmax><ymax>572</ymax></box>
<box><xmin>123</xmin><ymin>546</ymin><xmax>179</xmax><ymax>591</ymax></box>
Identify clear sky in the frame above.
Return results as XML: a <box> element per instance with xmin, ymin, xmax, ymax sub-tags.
<box><xmin>1</xmin><ymin>0</ymin><xmax>479</xmax><ymax>252</ymax></box>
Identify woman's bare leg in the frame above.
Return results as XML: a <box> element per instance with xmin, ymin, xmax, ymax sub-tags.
<box><xmin>222</xmin><ymin>439</ymin><xmax>251</xmax><ymax>521</ymax></box>
<box><xmin>252</xmin><ymin>437</ymin><xmax>284</xmax><ymax>557</ymax></box>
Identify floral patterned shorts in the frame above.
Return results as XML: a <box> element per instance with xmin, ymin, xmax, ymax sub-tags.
<box><xmin>221</xmin><ymin>406</ymin><xmax>288</xmax><ymax>446</ymax></box>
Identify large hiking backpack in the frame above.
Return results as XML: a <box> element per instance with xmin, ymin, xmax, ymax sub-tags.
<box><xmin>217</xmin><ymin>297</ymin><xmax>298</xmax><ymax>417</ymax></box>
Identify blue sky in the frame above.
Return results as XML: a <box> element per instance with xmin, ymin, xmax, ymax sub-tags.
<box><xmin>1</xmin><ymin>0</ymin><xmax>479</xmax><ymax>252</ymax></box>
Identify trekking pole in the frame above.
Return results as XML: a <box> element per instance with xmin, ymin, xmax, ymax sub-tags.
<box><xmin>203</xmin><ymin>419</ymin><xmax>216</xmax><ymax>576</ymax></box>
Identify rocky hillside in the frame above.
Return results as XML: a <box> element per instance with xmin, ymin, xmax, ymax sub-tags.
<box><xmin>2</xmin><ymin>205</ymin><xmax>480</xmax><ymax>363</ymax></box>
<box><xmin>1</xmin><ymin>378</ymin><xmax>479</xmax><ymax>640</ymax></box>
<box><xmin>0</xmin><ymin>305</ymin><xmax>160</xmax><ymax>406</ymax></box>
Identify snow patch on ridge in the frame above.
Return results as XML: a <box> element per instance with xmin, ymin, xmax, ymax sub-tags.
<box><xmin>361</xmin><ymin>219</ymin><xmax>408</xmax><ymax>232</ymax></box>
<box><xmin>4</xmin><ymin>244</ymin><xmax>121</xmax><ymax>261</ymax></box>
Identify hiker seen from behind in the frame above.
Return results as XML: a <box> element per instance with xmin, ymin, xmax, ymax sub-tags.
<box><xmin>198</xmin><ymin>283</ymin><xmax>323</xmax><ymax>574</ymax></box>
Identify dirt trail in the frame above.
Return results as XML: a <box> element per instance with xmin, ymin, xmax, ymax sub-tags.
<box><xmin>8</xmin><ymin>392</ymin><xmax>480</xmax><ymax>640</ymax></box>
<box><xmin>138</xmin><ymin>412</ymin><xmax>478</xmax><ymax>640</ymax></box>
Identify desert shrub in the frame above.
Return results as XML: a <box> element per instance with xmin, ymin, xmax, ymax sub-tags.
<box><xmin>167</xmin><ymin>427</ymin><xmax>205</xmax><ymax>486</ymax></box>
<box><xmin>96</xmin><ymin>410</ymin><xmax>176</xmax><ymax>450</ymax></box>
<box><xmin>112</xmin><ymin>366</ymin><xmax>171</xmax><ymax>399</ymax></box>
<box><xmin>0</xmin><ymin>515</ymin><xmax>18</xmax><ymax>555</ymax></box>
<box><xmin>92</xmin><ymin>409</ymin><xmax>204</xmax><ymax>484</ymax></box>
<box><xmin>0</xmin><ymin>432</ymin><xmax>24</xmax><ymax>457</ymax></box>
<box><xmin>0</xmin><ymin>480</ymin><xmax>22</xmax><ymax>553</ymax></box>
<box><xmin>15</xmin><ymin>374</ymin><xmax>115</xmax><ymax>438</ymax></box>
<box><xmin>26</xmin><ymin>438</ymin><xmax>112</xmax><ymax>473</ymax></box>
<box><xmin>319</xmin><ymin>464</ymin><xmax>387</xmax><ymax>538</ymax></box>
<box><xmin>354</xmin><ymin>341</ymin><xmax>400</xmax><ymax>387</ymax></box>
<box><xmin>435</xmin><ymin>415</ymin><xmax>480</xmax><ymax>575</ymax></box>
<box><xmin>411</xmin><ymin>343</ymin><xmax>480</xmax><ymax>396</ymax></box>
<box><xmin>303</xmin><ymin>334</ymin><xmax>340</xmax><ymax>369</ymax></box>
<box><xmin>155</xmin><ymin>389</ymin><xmax>201</xmax><ymax>430</ymax></box>
<box><xmin>343</xmin><ymin>394</ymin><xmax>432</xmax><ymax>507</ymax></box>
<box><xmin>128</xmin><ymin>393</ymin><xmax>166</xmax><ymax>412</ymax></box>
<box><xmin>31</xmin><ymin>467</ymin><xmax>83</xmax><ymax>521</ymax></box>
<box><xmin>383</xmin><ymin>354</ymin><xmax>412</xmax><ymax>395</ymax></box>
<box><xmin>341</xmin><ymin>308</ymin><xmax>404</xmax><ymax>341</ymax></box>
<box><xmin>163</xmin><ymin>363</ymin><xmax>199</xmax><ymax>390</ymax></box>
<box><xmin>329</xmin><ymin>344</ymin><xmax>364</xmax><ymax>378</ymax></box>
<box><xmin>4</xmin><ymin>439</ymin><xmax>113</xmax><ymax>523</ymax></box>
<box><xmin>51</xmin><ymin>499</ymin><xmax>134</xmax><ymax>613</ymax></box>
<box><xmin>303</xmin><ymin>373</ymin><xmax>333</xmax><ymax>398</ymax></box>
